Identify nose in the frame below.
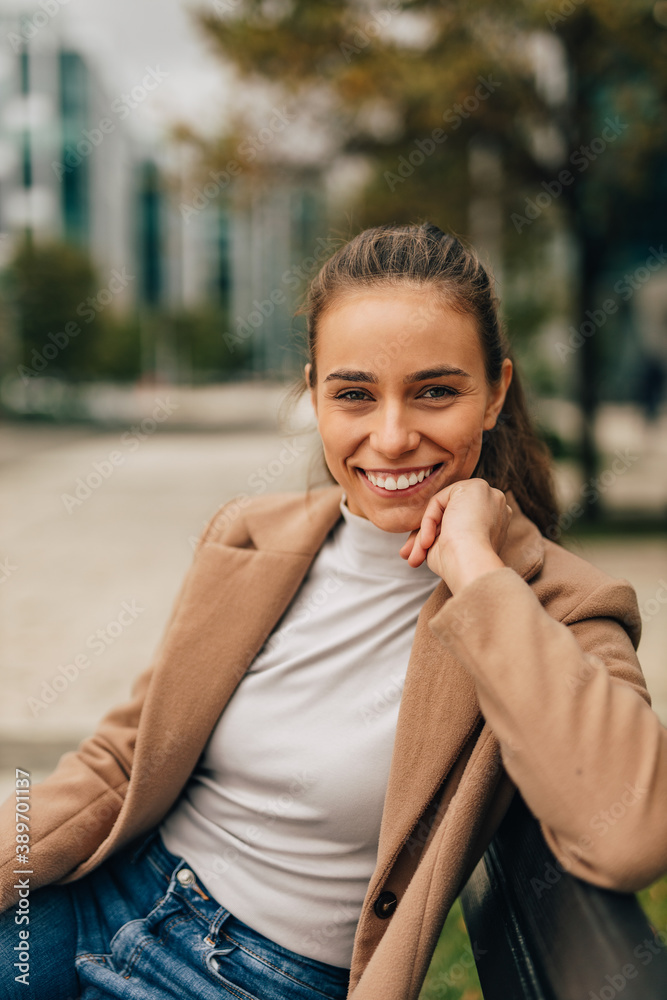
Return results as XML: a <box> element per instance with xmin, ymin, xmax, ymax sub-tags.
<box><xmin>368</xmin><ymin>401</ymin><xmax>420</xmax><ymax>458</ymax></box>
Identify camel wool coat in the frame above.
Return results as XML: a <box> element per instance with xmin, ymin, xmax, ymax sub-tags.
<box><xmin>1</xmin><ymin>485</ymin><xmax>667</xmax><ymax>1000</ymax></box>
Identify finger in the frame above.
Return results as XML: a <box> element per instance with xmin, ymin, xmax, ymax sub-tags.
<box><xmin>417</xmin><ymin>512</ymin><xmax>438</xmax><ymax>550</ymax></box>
<box><xmin>403</xmin><ymin>530</ymin><xmax>428</xmax><ymax>567</ymax></box>
<box><xmin>401</xmin><ymin>483</ymin><xmax>459</xmax><ymax>567</ymax></box>
<box><xmin>406</xmin><ymin>535</ymin><xmax>428</xmax><ymax>567</ymax></box>
<box><xmin>399</xmin><ymin>531</ymin><xmax>417</xmax><ymax>559</ymax></box>
<box><xmin>416</xmin><ymin>483</ymin><xmax>458</xmax><ymax>548</ymax></box>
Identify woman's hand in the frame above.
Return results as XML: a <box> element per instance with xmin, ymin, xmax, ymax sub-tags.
<box><xmin>399</xmin><ymin>479</ymin><xmax>512</xmax><ymax>594</ymax></box>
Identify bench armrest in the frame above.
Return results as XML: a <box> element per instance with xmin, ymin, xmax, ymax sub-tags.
<box><xmin>459</xmin><ymin>793</ymin><xmax>667</xmax><ymax>999</ymax></box>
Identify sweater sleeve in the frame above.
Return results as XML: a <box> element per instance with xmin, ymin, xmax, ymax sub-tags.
<box><xmin>428</xmin><ymin>566</ymin><xmax>667</xmax><ymax>893</ymax></box>
<box><xmin>0</xmin><ymin>501</ymin><xmax>233</xmax><ymax>914</ymax></box>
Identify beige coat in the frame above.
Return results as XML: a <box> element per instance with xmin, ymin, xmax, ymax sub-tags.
<box><xmin>2</xmin><ymin>486</ymin><xmax>666</xmax><ymax>1000</ymax></box>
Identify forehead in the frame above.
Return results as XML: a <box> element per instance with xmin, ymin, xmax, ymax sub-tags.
<box><xmin>315</xmin><ymin>288</ymin><xmax>485</xmax><ymax>374</ymax></box>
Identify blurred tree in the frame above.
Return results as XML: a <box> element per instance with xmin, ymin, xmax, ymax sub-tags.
<box><xmin>92</xmin><ymin>315</ymin><xmax>143</xmax><ymax>381</ymax></box>
<box><xmin>3</xmin><ymin>240</ymin><xmax>251</xmax><ymax>387</ymax></box>
<box><xmin>168</xmin><ymin>306</ymin><xmax>253</xmax><ymax>380</ymax></box>
<box><xmin>188</xmin><ymin>0</ymin><xmax>667</xmax><ymax>514</ymax></box>
<box><xmin>7</xmin><ymin>238</ymin><xmax>110</xmax><ymax>381</ymax></box>
<box><xmin>5</xmin><ymin>239</ymin><xmax>149</xmax><ymax>382</ymax></box>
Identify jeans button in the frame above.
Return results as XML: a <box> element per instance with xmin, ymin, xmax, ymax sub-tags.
<box><xmin>176</xmin><ymin>868</ymin><xmax>196</xmax><ymax>886</ymax></box>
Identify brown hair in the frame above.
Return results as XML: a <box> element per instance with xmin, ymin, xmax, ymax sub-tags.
<box><xmin>287</xmin><ymin>222</ymin><xmax>559</xmax><ymax>536</ymax></box>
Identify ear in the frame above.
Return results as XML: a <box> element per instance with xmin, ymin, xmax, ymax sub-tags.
<box><xmin>483</xmin><ymin>358</ymin><xmax>513</xmax><ymax>431</ymax></box>
<box><xmin>305</xmin><ymin>363</ymin><xmax>317</xmax><ymax>415</ymax></box>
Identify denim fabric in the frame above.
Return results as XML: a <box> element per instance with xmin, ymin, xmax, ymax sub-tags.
<box><xmin>0</xmin><ymin>830</ymin><xmax>351</xmax><ymax>1000</ymax></box>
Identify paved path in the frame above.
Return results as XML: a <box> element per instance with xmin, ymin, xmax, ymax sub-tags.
<box><xmin>1</xmin><ymin>422</ymin><xmax>665</xmax><ymax>804</ymax></box>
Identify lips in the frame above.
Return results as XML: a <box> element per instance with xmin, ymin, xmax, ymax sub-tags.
<box><xmin>359</xmin><ymin>465</ymin><xmax>441</xmax><ymax>492</ymax></box>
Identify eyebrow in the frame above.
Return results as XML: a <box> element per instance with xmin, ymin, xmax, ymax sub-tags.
<box><xmin>323</xmin><ymin>365</ymin><xmax>472</xmax><ymax>384</ymax></box>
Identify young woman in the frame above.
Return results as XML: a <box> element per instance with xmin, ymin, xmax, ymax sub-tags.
<box><xmin>1</xmin><ymin>223</ymin><xmax>666</xmax><ymax>1000</ymax></box>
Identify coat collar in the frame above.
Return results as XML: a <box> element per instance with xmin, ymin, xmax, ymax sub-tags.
<box><xmin>242</xmin><ymin>483</ymin><xmax>544</xmax><ymax>583</ymax></box>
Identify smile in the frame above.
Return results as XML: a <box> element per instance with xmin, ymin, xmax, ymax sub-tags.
<box><xmin>358</xmin><ymin>465</ymin><xmax>441</xmax><ymax>492</ymax></box>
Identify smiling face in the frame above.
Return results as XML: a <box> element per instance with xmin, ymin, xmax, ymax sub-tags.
<box><xmin>306</xmin><ymin>286</ymin><xmax>512</xmax><ymax>533</ymax></box>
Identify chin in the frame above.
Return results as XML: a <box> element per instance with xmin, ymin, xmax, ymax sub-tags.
<box><xmin>359</xmin><ymin>502</ymin><xmax>424</xmax><ymax>534</ymax></box>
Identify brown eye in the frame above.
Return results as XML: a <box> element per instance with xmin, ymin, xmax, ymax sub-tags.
<box><xmin>421</xmin><ymin>386</ymin><xmax>458</xmax><ymax>398</ymax></box>
<box><xmin>336</xmin><ymin>389</ymin><xmax>371</xmax><ymax>401</ymax></box>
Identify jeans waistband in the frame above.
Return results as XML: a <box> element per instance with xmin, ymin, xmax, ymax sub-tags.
<box><xmin>127</xmin><ymin>828</ymin><xmax>351</xmax><ymax>990</ymax></box>
<box><xmin>133</xmin><ymin>826</ymin><xmax>186</xmax><ymax>879</ymax></box>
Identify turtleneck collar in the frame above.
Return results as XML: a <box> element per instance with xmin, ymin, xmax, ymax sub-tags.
<box><xmin>335</xmin><ymin>493</ymin><xmax>440</xmax><ymax>581</ymax></box>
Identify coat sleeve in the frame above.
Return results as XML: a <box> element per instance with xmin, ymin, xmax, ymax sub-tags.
<box><xmin>0</xmin><ymin>501</ymin><xmax>234</xmax><ymax>914</ymax></box>
<box><xmin>428</xmin><ymin>566</ymin><xmax>667</xmax><ymax>893</ymax></box>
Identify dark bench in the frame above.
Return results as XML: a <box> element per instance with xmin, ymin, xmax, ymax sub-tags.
<box><xmin>459</xmin><ymin>792</ymin><xmax>667</xmax><ymax>999</ymax></box>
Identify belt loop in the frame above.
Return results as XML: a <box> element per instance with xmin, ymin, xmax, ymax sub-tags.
<box><xmin>206</xmin><ymin>906</ymin><xmax>232</xmax><ymax>944</ymax></box>
<box><xmin>128</xmin><ymin>827</ymin><xmax>159</xmax><ymax>865</ymax></box>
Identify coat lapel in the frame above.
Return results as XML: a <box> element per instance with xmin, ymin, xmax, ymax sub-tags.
<box><xmin>109</xmin><ymin>487</ymin><xmax>346</xmax><ymax>844</ymax></box>
<box><xmin>368</xmin><ymin>491</ymin><xmax>545</xmax><ymax>896</ymax></box>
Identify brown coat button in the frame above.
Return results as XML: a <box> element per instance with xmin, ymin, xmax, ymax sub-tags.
<box><xmin>373</xmin><ymin>890</ymin><xmax>398</xmax><ymax>918</ymax></box>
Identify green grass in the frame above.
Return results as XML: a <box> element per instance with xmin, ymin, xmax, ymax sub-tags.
<box><xmin>638</xmin><ymin>873</ymin><xmax>667</xmax><ymax>935</ymax></box>
<box><xmin>419</xmin><ymin>898</ymin><xmax>482</xmax><ymax>1000</ymax></box>
<box><xmin>418</xmin><ymin>874</ymin><xmax>667</xmax><ymax>999</ymax></box>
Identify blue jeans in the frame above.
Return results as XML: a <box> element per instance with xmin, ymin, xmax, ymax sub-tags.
<box><xmin>0</xmin><ymin>829</ymin><xmax>351</xmax><ymax>1000</ymax></box>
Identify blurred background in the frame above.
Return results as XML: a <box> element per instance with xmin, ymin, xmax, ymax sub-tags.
<box><xmin>0</xmin><ymin>1</ymin><xmax>666</xmax><ymax>984</ymax></box>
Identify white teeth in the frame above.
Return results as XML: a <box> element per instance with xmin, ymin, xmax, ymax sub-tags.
<box><xmin>364</xmin><ymin>467</ymin><xmax>434</xmax><ymax>491</ymax></box>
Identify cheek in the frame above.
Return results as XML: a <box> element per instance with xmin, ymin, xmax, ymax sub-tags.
<box><xmin>320</xmin><ymin>406</ymin><xmax>365</xmax><ymax>441</ymax></box>
<box><xmin>436</xmin><ymin>404</ymin><xmax>486</xmax><ymax>450</ymax></box>
<box><xmin>462</xmin><ymin>428</ymin><xmax>485</xmax><ymax>462</ymax></box>
<box><xmin>319</xmin><ymin>413</ymin><xmax>359</xmax><ymax>462</ymax></box>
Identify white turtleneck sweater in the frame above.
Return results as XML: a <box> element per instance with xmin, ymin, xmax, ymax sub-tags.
<box><xmin>159</xmin><ymin>495</ymin><xmax>441</xmax><ymax>968</ymax></box>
